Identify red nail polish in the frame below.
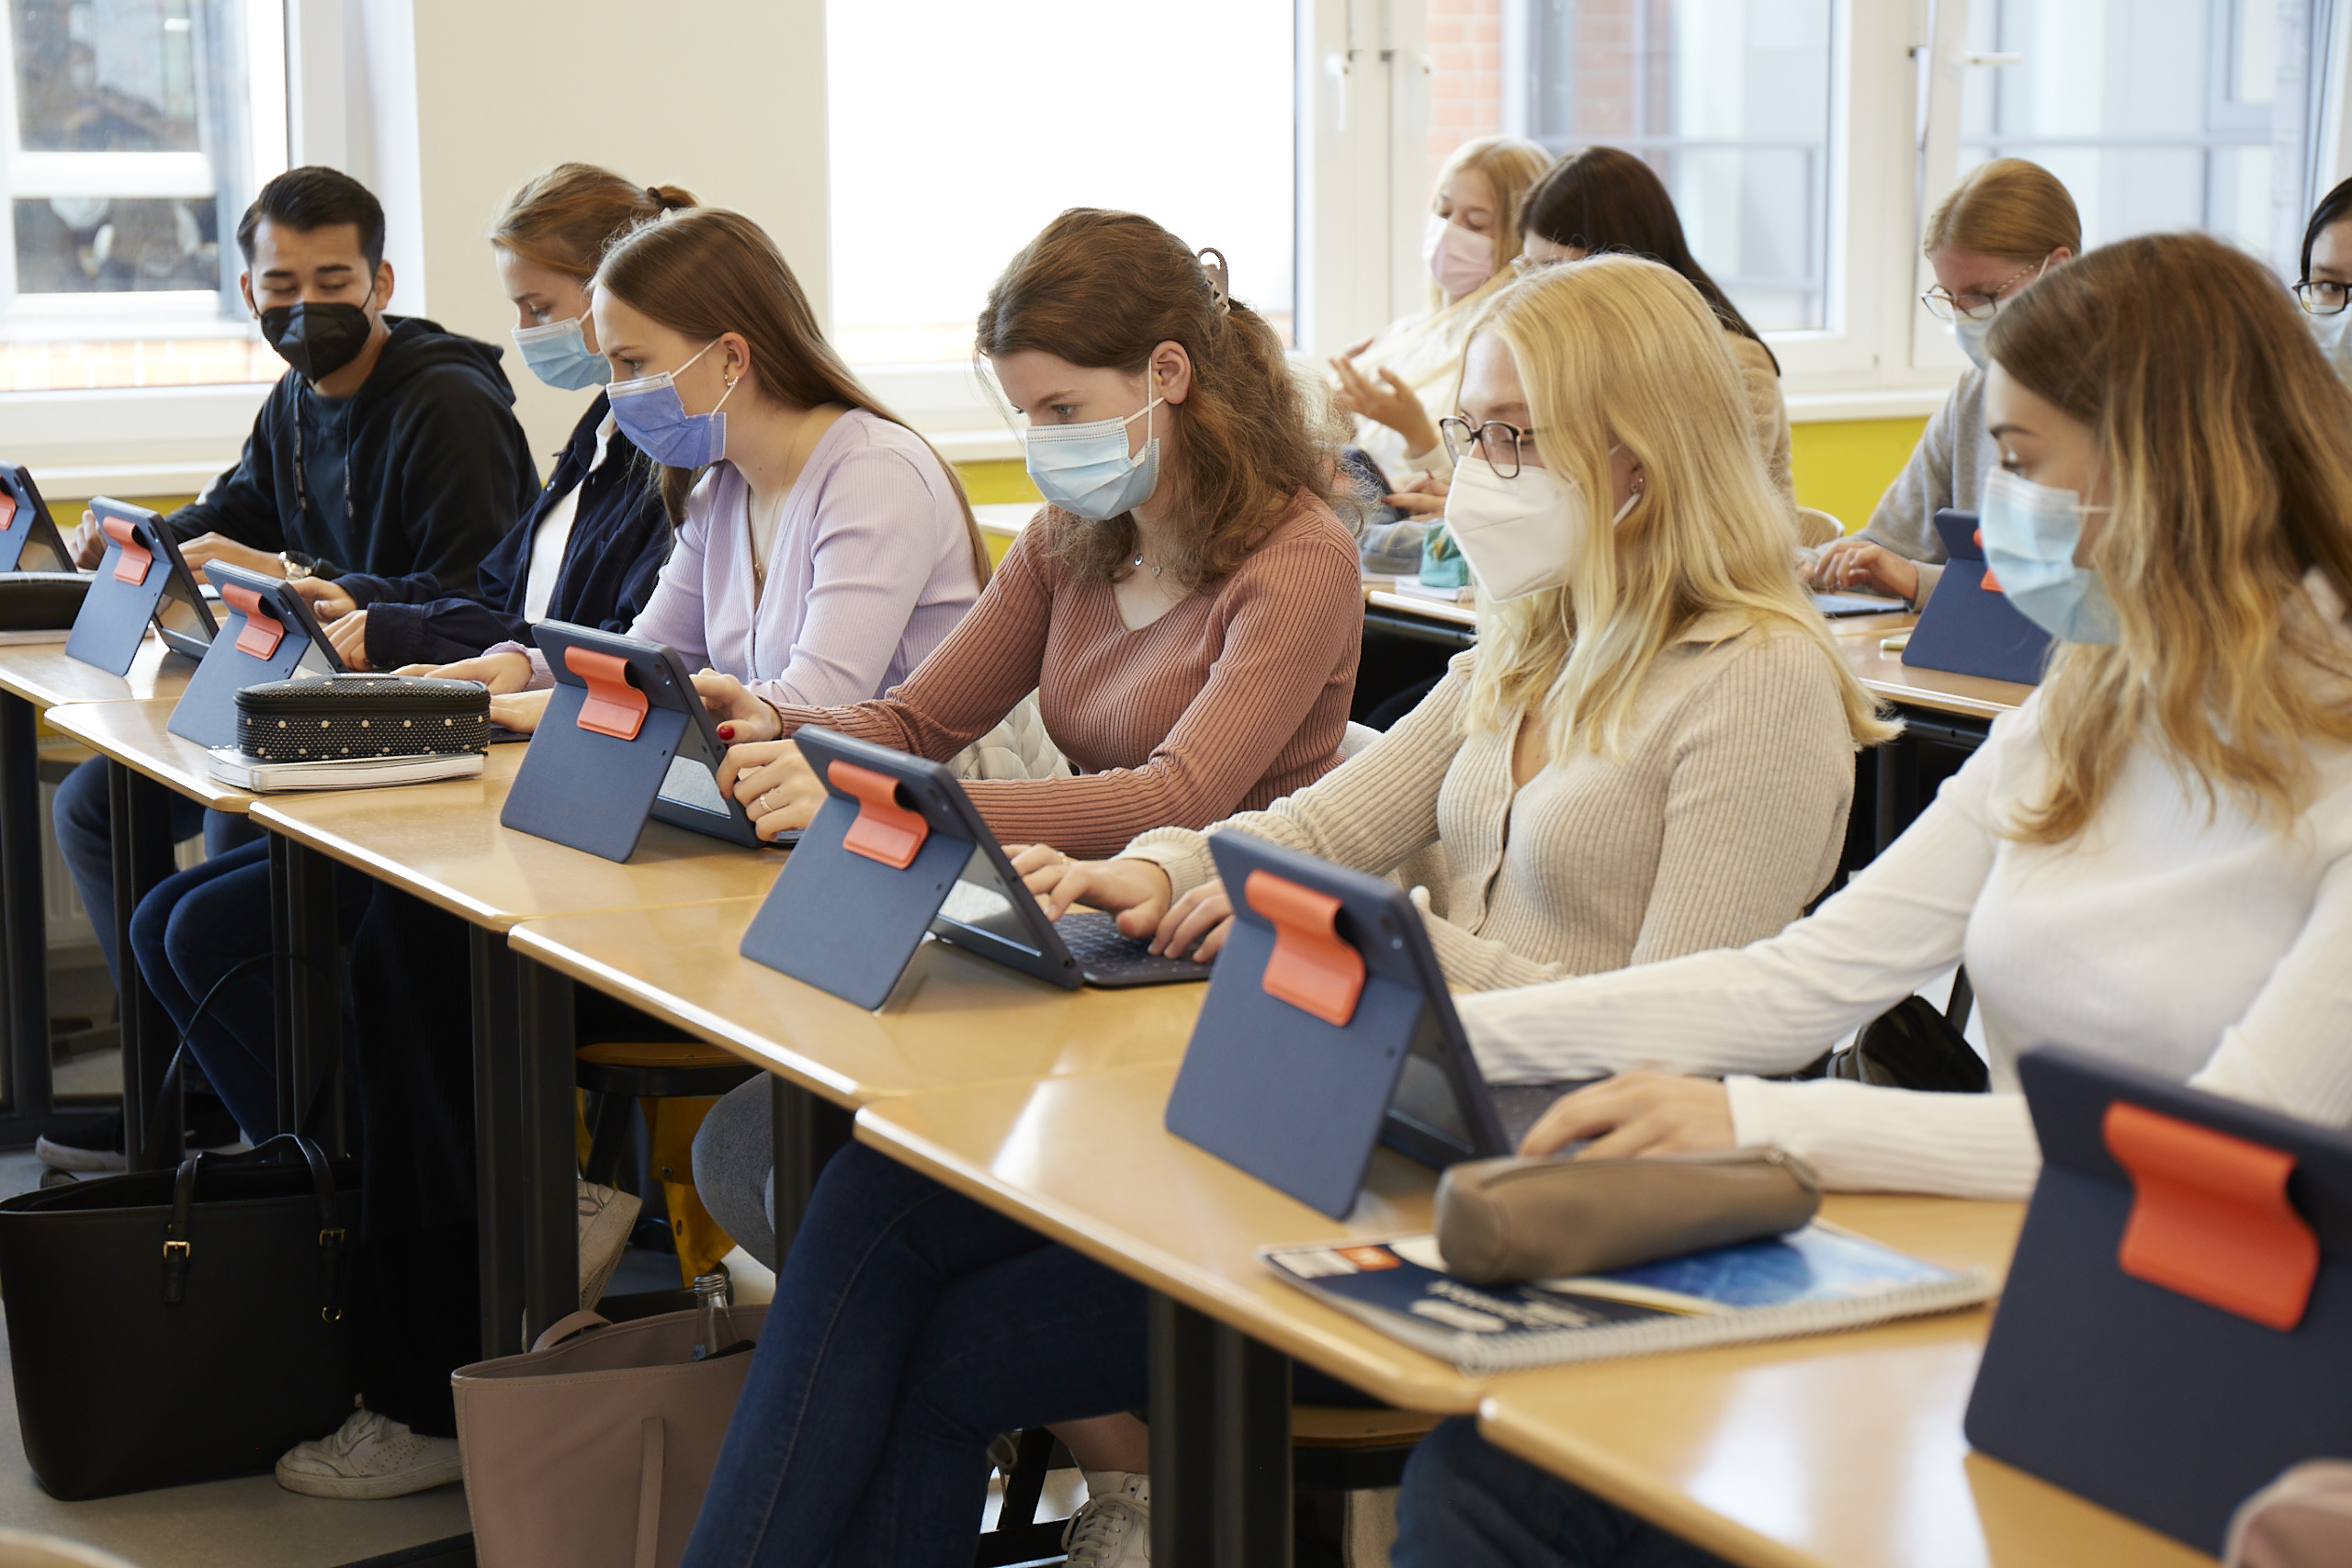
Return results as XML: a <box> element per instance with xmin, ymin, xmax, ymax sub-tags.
<box><xmin>718</xmin><ymin>724</ymin><xmax>734</xmax><ymax>739</ymax></box>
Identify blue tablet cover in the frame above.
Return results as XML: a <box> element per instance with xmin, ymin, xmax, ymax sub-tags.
<box><xmin>166</xmin><ymin>562</ymin><xmax>335</xmax><ymax>749</ymax></box>
<box><xmin>64</xmin><ymin>504</ymin><xmax>178</xmax><ymax>676</ymax></box>
<box><xmin>1899</xmin><ymin>510</ymin><xmax>2052</xmax><ymax>687</ymax></box>
<box><xmin>502</xmin><ymin>688</ymin><xmax>691</xmax><ymax>864</ymax></box>
<box><xmin>1966</xmin><ymin>1046</ymin><xmax>2352</xmax><ymax>1551</ymax></box>
<box><xmin>1164</xmin><ymin>833</ymin><xmax>1503</xmax><ymax>1219</ymax></box>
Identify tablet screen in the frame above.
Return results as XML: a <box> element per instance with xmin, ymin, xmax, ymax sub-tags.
<box><xmin>658</xmin><ymin>753</ymin><xmax>730</xmax><ymax>816</ymax></box>
<box><xmin>935</xmin><ymin>844</ymin><xmax>1045</xmax><ymax>958</ymax></box>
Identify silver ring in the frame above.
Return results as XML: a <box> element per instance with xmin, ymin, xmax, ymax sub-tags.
<box><xmin>759</xmin><ymin>788</ymin><xmax>777</xmax><ymax>813</ymax></box>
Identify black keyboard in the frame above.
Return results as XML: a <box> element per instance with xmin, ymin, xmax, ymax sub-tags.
<box><xmin>1054</xmin><ymin>908</ymin><xmax>1213</xmax><ymax>984</ymax></box>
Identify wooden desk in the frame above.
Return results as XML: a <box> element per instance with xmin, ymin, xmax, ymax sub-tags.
<box><xmin>507</xmin><ymin>897</ymin><xmax>1201</xmax><ymax>1110</ymax></box>
<box><xmin>1834</xmin><ymin>622</ymin><xmax>2032</xmax><ymax>724</ymax></box>
<box><xmin>248</xmin><ymin>747</ymin><xmax>790</xmax><ymax>1355</ymax></box>
<box><xmin>1478</xmin><ymin>1196</ymin><xmax>2210</xmax><ymax>1568</ymax></box>
<box><xmin>856</xmin><ymin>1067</ymin><xmax>2079</xmax><ymax>1567</ymax></box>
<box><xmin>0</xmin><ymin>635</ymin><xmax>198</xmax><ymax>1154</ymax></box>
<box><xmin>41</xmin><ymin>695</ymin><xmax>260</xmax><ymax>816</ymax></box>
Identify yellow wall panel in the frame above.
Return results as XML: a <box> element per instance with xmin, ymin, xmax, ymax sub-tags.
<box><xmin>1788</xmin><ymin>417</ymin><xmax>1926</xmax><ymax>536</ymax></box>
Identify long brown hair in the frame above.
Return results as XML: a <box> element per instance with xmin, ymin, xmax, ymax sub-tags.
<box><xmin>1521</xmin><ymin>146</ymin><xmax>1776</xmax><ymax>372</ymax></box>
<box><xmin>491</xmin><ymin>163</ymin><xmax>695</xmax><ymax>276</ymax></box>
<box><xmin>976</xmin><ymin>208</ymin><xmax>1326</xmax><ymax>589</ymax></box>
<box><xmin>596</xmin><ymin>209</ymin><xmax>990</xmax><ymax>584</ymax></box>
<box><xmin>1985</xmin><ymin>231</ymin><xmax>2352</xmax><ymax>842</ymax></box>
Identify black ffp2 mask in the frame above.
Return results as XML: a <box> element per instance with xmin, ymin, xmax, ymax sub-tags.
<box><xmin>258</xmin><ymin>299</ymin><xmax>376</xmax><ymax>382</ymax></box>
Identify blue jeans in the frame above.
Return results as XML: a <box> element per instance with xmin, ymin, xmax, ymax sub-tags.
<box><xmin>53</xmin><ymin>754</ymin><xmax>253</xmax><ymax>985</ymax></box>
<box><xmin>681</xmin><ymin>1142</ymin><xmax>1151</xmax><ymax>1568</ymax></box>
<box><xmin>1395</xmin><ymin>1419</ymin><xmax>1727</xmax><ymax>1568</ymax></box>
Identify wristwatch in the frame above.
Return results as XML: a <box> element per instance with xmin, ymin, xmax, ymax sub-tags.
<box><xmin>279</xmin><ymin>550</ymin><xmax>315</xmax><ymax>581</ymax></box>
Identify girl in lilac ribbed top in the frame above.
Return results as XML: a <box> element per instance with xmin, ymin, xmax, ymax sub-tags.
<box><xmin>496</xmin><ymin>408</ymin><xmax>978</xmax><ymax>707</ymax></box>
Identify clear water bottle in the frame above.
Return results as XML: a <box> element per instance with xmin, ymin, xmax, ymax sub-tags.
<box><xmin>691</xmin><ymin>1271</ymin><xmax>736</xmax><ymax>1361</ymax></box>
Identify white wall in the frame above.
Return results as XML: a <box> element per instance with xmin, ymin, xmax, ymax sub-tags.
<box><xmin>403</xmin><ymin>0</ymin><xmax>830</xmax><ymax>459</ymax></box>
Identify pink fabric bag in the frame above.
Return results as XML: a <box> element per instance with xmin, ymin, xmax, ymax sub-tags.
<box><xmin>452</xmin><ymin>1304</ymin><xmax>764</xmax><ymax>1568</ymax></box>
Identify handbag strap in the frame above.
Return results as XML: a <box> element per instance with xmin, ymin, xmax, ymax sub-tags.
<box><xmin>160</xmin><ymin>1146</ymin><xmax>199</xmax><ymax>1305</ymax></box>
<box><xmin>633</xmin><ymin>1416</ymin><xmax>665</xmax><ymax>1568</ymax></box>
<box><xmin>153</xmin><ymin>1132</ymin><xmax>348</xmax><ymax>1317</ymax></box>
<box><xmin>529</xmin><ymin>1310</ymin><xmax>612</xmax><ymax>1354</ymax></box>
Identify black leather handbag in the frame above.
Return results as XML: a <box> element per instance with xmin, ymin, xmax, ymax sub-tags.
<box><xmin>0</xmin><ymin>1134</ymin><xmax>361</xmax><ymax>1498</ymax></box>
<box><xmin>1793</xmin><ymin>969</ymin><xmax>1990</xmax><ymax>1093</ymax></box>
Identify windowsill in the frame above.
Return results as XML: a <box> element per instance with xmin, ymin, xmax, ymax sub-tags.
<box><xmin>1784</xmin><ymin>386</ymin><xmax>1952</xmax><ymax>423</ymax></box>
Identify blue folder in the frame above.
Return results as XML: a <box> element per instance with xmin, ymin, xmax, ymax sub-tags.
<box><xmin>166</xmin><ymin>559</ymin><xmax>343</xmax><ymax>749</ymax></box>
<box><xmin>1899</xmin><ymin>510</ymin><xmax>2052</xmax><ymax>686</ymax></box>
<box><xmin>63</xmin><ymin>499</ymin><xmax>216</xmax><ymax>675</ymax></box>
<box><xmin>0</xmin><ymin>464</ymin><xmax>75</xmax><ymax>574</ymax></box>
<box><xmin>498</xmin><ymin>622</ymin><xmax>767</xmax><ymax>863</ymax></box>
<box><xmin>1966</xmin><ymin>1045</ymin><xmax>2352</xmax><ymax>1552</ymax></box>
<box><xmin>1162</xmin><ymin>833</ymin><xmax>1511</xmax><ymax>1219</ymax></box>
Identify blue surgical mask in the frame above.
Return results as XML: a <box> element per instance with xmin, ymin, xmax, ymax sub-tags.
<box><xmin>606</xmin><ymin>339</ymin><xmax>733</xmax><ymax>469</ymax></box>
<box><xmin>1023</xmin><ymin>380</ymin><xmax>1164</xmax><ymax>520</ymax></box>
<box><xmin>1953</xmin><ymin>311</ymin><xmax>1996</xmax><ymax>371</ymax></box>
<box><xmin>512</xmin><ymin>314</ymin><xmax>610</xmax><ymax>390</ymax></box>
<box><xmin>1977</xmin><ymin>467</ymin><xmax>2119</xmax><ymax>644</ymax></box>
<box><xmin>2309</xmin><ymin>306</ymin><xmax>2352</xmax><ymax>388</ymax></box>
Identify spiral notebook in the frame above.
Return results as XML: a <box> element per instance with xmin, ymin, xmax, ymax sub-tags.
<box><xmin>1264</xmin><ymin>1224</ymin><xmax>1995</xmax><ymax>1375</ymax></box>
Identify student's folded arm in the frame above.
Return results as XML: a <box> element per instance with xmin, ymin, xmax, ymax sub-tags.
<box><xmin>1453</xmin><ymin>710</ymin><xmax>2018</xmax><ymax>1086</ymax></box>
<box><xmin>959</xmin><ymin>531</ymin><xmax>1364</xmax><ymax>860</ymax></box>
<box><xmin>1122</xmin><ymin>655</ymin><xmax>1470</xmax><ymax>898</ymax></box>
<box><xmin>2188</xmin><ymin>843</ymin><xmax>2352</xmax><ymax>1123</ymax></box>
<box><xmin>745</xmin><ymin>450</ymin><xmax>973</xmax><ymax>710</ymax></box>
<box><xmin>379</xmin><ymin>374</ymin><xmax>539</xmax><ymax>597</ymax></box>
<box><xmin>1719</xmin><ymin>1078</ymin><xmax>2042</xmax><ymax>1199</ymax></box>
<box><xmin>165</xmin><ymin>427</ymin><xmax>285</xmax><ymax>552</ymax></box>
<box><xmin>366</xmin><ymin>597</ymin><xmax>530</xmax><ymax>672</ymax></box>
<box><xmin>769</xmin><ymin>527</ymin><xmax>1055</xmax><ymax>755</ymax></box>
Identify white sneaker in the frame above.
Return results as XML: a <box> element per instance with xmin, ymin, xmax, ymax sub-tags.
<box><xmin>1062</xmin><ymin>1470</ymin><xmax>1150</xmax><ymax>1566</ymax></box>
<box><xmin>275</xmin><ymin>1407</ymin><xmax>462</xmax><ymax>1499</ymax></box>
<box><xmin>578</xmin><ymin>1179</ymin><xmax>641</xmax><ymax>1310</ymax></box>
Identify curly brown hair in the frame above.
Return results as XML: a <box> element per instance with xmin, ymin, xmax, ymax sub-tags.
<box><xmin>976</xmin><ymin>209</ymin><xmax>1329</xmax><ymax>589</ymax></box>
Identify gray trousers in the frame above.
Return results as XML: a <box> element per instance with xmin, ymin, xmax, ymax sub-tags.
<box><xmin>691</xmin><ymin>1076</ymin><xmax>778</xmax><ymax>1270</ymax></box>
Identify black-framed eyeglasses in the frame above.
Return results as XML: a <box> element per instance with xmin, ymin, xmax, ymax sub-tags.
<box><xmin>1439</xmin><ymin>415</ymin><xmax>1544</xmax><ymax>479</ymax></box>
<box><xmin>1919</xmin><ymin>259</ymin><xmax>2045</xmax><ymax>322</ymax></box>
<box><xmin>2296</xmin><ymin>278</ymin><xmax>2352</xmax><ymax>317</ymax></box>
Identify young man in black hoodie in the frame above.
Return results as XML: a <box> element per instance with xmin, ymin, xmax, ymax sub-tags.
<box><xmin>43</xmin><ymin>165</ymin><xmax>538</xmax><ymax>1171</ymax></box>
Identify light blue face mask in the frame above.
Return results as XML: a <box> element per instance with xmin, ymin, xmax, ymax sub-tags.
<box><xmin>2308</xmin><ymin>305</ymin><xmax>2352</xmax><ymax>388</ymax></box>
<box><xmin>1977</xmin><ymin>466</ymin><xmax>2119</xmax><ymax>643</ymax></box>
<box><xmin>606</xmin><ymin>339</ymin><xmax>733</xmax><ymax>469</ymax></box>
<box><xmin>511</xmin><ymin>314</ymin><xmax>610</xmax><ymax>391</ymax></box>
<box><xmin>1953</xmin><ymin>311</ymin><xmax>1996</xmax><ymax>371</ymax></box>
<box><xmin>1022</xmin><ymin>379</ymin><xmax>1164</xmax><ymax>520</ymax></box>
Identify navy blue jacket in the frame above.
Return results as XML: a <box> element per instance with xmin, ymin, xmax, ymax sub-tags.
<box><xmin>166</xmin><ymin>315</ymin><xmax>537</xmax><ymax>593</ymax></box>
<box><xmin>332</xmin><ymin>392</ymin><xmax>673</xmax><ymax>670</ymax></box>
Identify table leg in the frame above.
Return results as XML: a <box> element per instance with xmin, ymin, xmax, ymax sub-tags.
<box><xmin>1874</xmin><ymin>733</ymin><xmax>1921</xmax><ymax>859</ymax></box>
<box><xmin>267</xmin><ymin>832</ymin><xmax>340</xmax><ymax>1149</ymax></box>
<box><xmin>471</xmin><ymin>927</ymin><xmax>524</xmax><ymax>1358</ymax></box>
<box><xmin>1150</xmin><ymin>1292</ymin><xmax>1292</xmax><ymax>1567</ymax></box>
<box><xmin>518</xmin><ymin>953</ymin><xmax>577</xmax><ymax>1348</ymax></box>
<box><xmin>108</xmin><ymin>761</ymin><xmax>177</xmax><ymax>1171</ymax></box>
<box><xmin>770</xmin><ymin>1074</ymin><xmax>854</xmax><ymax>1259</ymax></box>
<box><xmin>0</xmin><ymin>693</ymin><xmax>53</xmax><ymax>1140</ymax></box>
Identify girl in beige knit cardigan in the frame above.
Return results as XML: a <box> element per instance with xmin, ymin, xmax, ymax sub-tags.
<box><xmin>1024</xmin><ymin>254</ymin><xmax>1895</xmax><ymax>991</ymax></box>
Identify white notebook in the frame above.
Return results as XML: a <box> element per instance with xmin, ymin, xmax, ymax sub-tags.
<box><xmin>207</xmin><ymin>748</ymin><xmax>484</xmax><ymax>793</ymax></box>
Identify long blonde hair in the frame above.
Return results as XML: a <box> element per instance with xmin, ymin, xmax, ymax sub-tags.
<box><xmin>1460</xmin><ymin>255</ymin><xmax>1895</xmax><ymax>756</ymax></box>
<box><xmin>1363</xmin><ymin>138</ymin><xmax>1555</xmax><ymax>397</ymax></box>
<box><xmin>1984</xmin><ymin>231</ymin><xmax>2352</xmax><ymax>843</ymax></box>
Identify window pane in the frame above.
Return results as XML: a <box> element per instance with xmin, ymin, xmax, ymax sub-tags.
<box><xmin>1523</xmin><ymin>0</ymin><xmax>1835</xmax><ymax>331</ymax></box>
<box><xmin>826</xmin><ymin>0</ymin><xmax>1295</xmax><ymax>367</ymax></box>
<box><xmin>1958</xmin><ymin>0</ymin><xmax>2292</xmax><ymax>259</ymax></box>
<box><xmin>13</xmin><ymin>0</ymin><xmax>201</xmax><ymax>152</ymax></box>
<box><xmin>14</xmin><ymin>195</ymin><xmax>218</xmax><ymax>291</ymax></box>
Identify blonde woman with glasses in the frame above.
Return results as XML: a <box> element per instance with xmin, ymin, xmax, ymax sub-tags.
<box><xmin>671</xmin><ymin>255</ymin><xmax>1889</xmax><ymax>1568</ymax></box>
<box><xmin>1386</xmin><ymin>227</ymin><xmax>2352</xmax><ymax>1568</ymax></box>
<box><xmin>1815</xmin><ymin>157</ymin><xmax>2078</xmax><ymax>606</ymax></box>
